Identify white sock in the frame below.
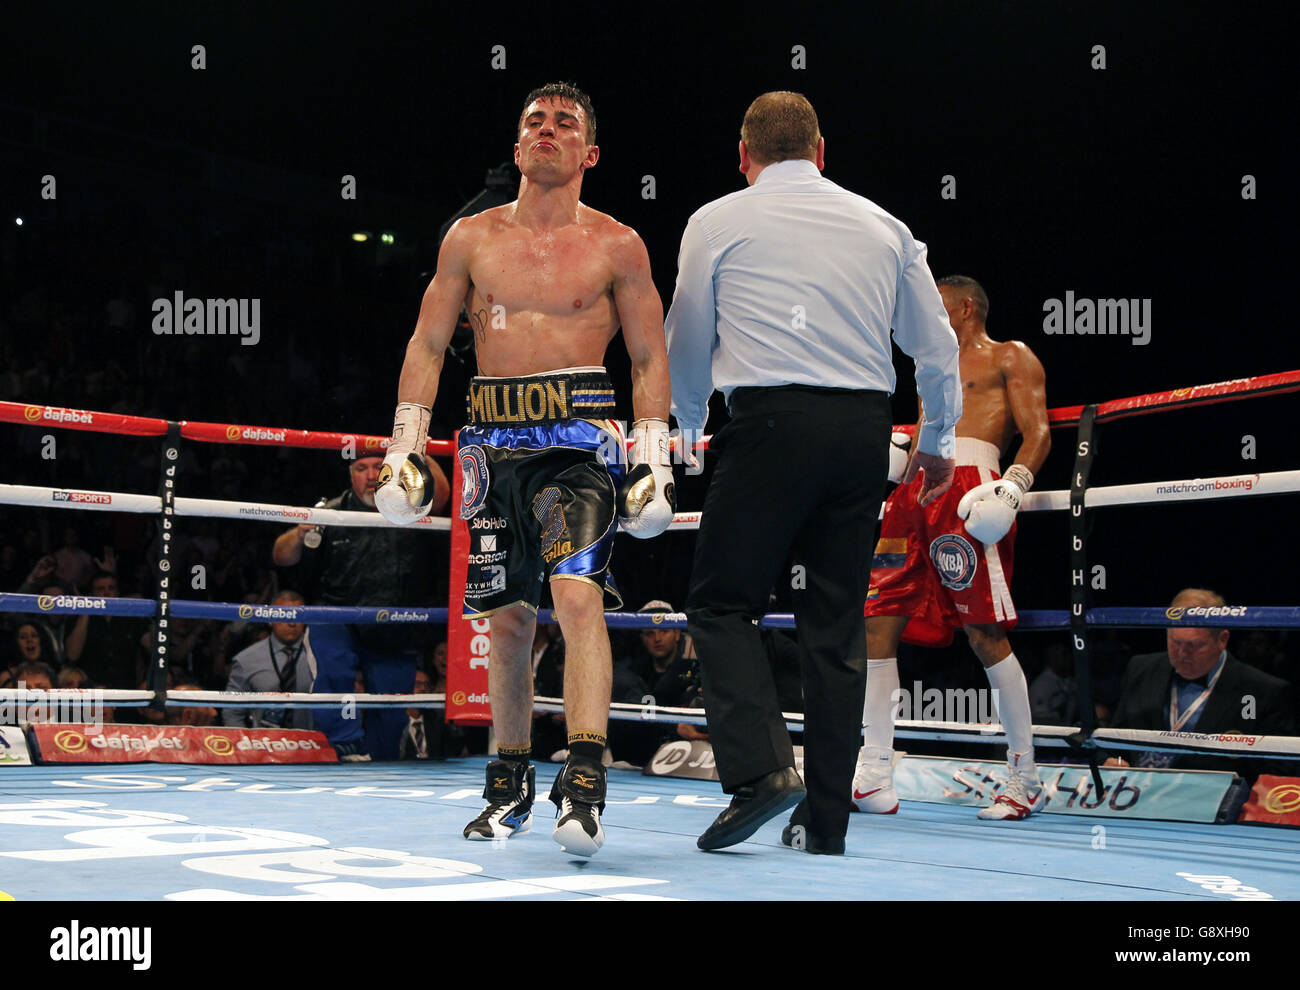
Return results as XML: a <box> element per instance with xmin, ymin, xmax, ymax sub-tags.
<box><xmin>862</xmin><ymin>658</ymin><xmax>899</xmax><ymax>752</ymax></box>
<box><xmin>983</xmin><ymin>652</ymin><xmax>1035</xmax><ymax>768</ymax></box>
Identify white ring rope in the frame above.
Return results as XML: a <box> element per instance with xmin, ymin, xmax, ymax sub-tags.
<box><xmin>0</xmin><ymin>484</ymin><xmax>452</xmax><ymax>530</ymax></box>
<box><xmin>1095</xmin><ymin>727</ymin><xmax>1300</xmax><ymax>758</ymax></box>
<box><xmin>4</xmin><ymin>467</ymin><xmax>1299</xmax><ymax>533</ymax></box>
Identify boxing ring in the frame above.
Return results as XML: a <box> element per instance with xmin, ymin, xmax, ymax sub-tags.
<box><xmin>3</xmin><ymin>762</ymin><xmax>1299</xmax><ymax>901</ymax></box>
<box><xmin>2</xmin><ymin>371</ymin><xmax>1300</xmax><ymax>902</ymax></box>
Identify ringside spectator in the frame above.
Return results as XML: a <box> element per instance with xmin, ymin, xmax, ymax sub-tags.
<box><xmin>1106</xmin><ymin>588</ymin><xmax>1296</xmax><ymax>779</ymax></box>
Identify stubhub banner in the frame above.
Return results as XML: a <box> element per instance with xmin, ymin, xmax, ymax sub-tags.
<box><xmin>895</xmin><ymin>754</ymin><xmax>1235</xmax><ymax>823</ymax></box>
<box><xmin>28</xmin><ymin>724</ymin><xmax>337</xmax><ymax>765</ymax></box>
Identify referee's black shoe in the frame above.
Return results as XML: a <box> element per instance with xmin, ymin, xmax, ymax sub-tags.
<box><xmin>780</xmin><ymin>800</ymin><xmax>846</xmax><ymax>855</ymax></box>
<box><xmin>697</xmin><ymin>767</ymin><xmax>806</xmax><ymax>851</ymax></box>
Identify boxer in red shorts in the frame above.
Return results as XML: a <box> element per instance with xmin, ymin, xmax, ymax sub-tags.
<box><xmin>859</xmin><ymin>276</ymin><xmax>1051</xmax><ymax>820</ymax></box>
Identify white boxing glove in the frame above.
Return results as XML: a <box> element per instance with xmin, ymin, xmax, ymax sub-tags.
<box><xmin>375</xmin><ymin>402</ymin><xmax>435</xmax><ymax>526</ymax></box>
<box><xmin>618</xmin><ymin>418</ymin><xmax>676</xmax><ymax>538</ymax></box>
<box><xmin>956</xmin><ymin>465</ymin><xmax>1032</xmax><ymax>544</ymax></box>
<box><xmin>887</xmin><ymin>431</ymin><xmax>912</xmax><ymax>484</ymax></box>
<box><xmin>376</xmin><ymin>450</ymin><xmax>437</xmax><ymax>524</ymax></box>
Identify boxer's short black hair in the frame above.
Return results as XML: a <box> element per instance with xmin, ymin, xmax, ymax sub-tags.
<box><xmin>937</xmin><ymin>275</ymin><xmax>990</xmax><ymax>323</ymax></box>
<box><xmin>520</xmin><ymin>82</ymin><xmax>596</xmax><ymax>145</ymax></box>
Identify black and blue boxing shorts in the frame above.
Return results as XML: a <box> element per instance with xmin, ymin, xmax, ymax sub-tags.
<box><xmin>457</xmin><ymin>366</ymin><xmax>626</xmax><ymax>616</ymax></box>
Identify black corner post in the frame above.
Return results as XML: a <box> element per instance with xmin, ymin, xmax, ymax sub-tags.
<box><xmin>148</xmin><ymin>422</ymin><xmax>182</xmax><ymax>715</ymax></box>
<box><xmin>1068</xmin><ymin>405</ymin><xmax>1104</xmax><ymax>792</ymax></box>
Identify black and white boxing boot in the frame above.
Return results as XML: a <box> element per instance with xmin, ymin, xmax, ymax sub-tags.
<box><xmin>463</xmin><ymin>760</ymin><xmax>534</xmax><ymax>840</ymax></box>
<box><xmin>549</xmin><ymin>756</ymin><xmax>606</xmax><ymax>857</ymax></box>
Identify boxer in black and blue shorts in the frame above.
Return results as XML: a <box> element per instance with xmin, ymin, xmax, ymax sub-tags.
<box><xmin>457</xmin><ymin>366</ymin><xmax>626</xmax><ymax>615</ymax></box>
<box><xmin>374</xmin><ymin>83</ymin><xmax>675</xmax><ymax>858</ymax></box>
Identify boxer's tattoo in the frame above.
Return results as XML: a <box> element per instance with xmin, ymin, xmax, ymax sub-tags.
<box><xmin>471</xmin><ymin>307</ymin><xmax>490</xmax><ymax>344</ymax></box>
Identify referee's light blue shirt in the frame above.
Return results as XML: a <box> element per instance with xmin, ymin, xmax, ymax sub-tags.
<box><xmin>665</xmin><ymin>159</ymin><xmax>962</xmax><ymax>456</ymax></box>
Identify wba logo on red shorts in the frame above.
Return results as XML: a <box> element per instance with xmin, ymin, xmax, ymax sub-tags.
<box><xmin>929</xmin><ymin>534</ymin><xmax>978</xmax><ymax>590</ymax></box>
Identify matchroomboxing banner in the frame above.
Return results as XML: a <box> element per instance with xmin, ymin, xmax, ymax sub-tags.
<box><xmin>894</xmin><ymin>755</ymin><xmax>1235</xmax><ymax>823</ymax></box>
<box><xmin>27</xmin><ymin>724</ymin><xmax>336</xmax><ymax>765</ymax></box>
<box><xmin>446</xmin><ymin>429</ymin><xmax>493</xmax><ymax>725</ymax></box>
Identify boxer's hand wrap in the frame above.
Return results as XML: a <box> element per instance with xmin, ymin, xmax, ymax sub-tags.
<box><xmin>887</xmin><ymin>432</ymin><xmax>912</xmax><ymax>484</ymax></box>
<box><xmin>957</xmin><ymin>473</ymin><xmax>1025</xmax><ymax>545</ymax></box>
<box><xmin>618</xmin><ymin>418</ymin><xmax>675</xmax><ymax>539</ymax></box>
<box><xmin>375</xmin><ymin>403</ymin><xmax>434</xmax><ymax>526</ymax></box>
<box><xmin>1002</xmin><ymin>463</ymin><xmax>1034</xmax><ymax>493</ymax></box>
<box><xmin>386</xmin><ymin>402</ymin><xmax>432</xmax><ymax>456</ymax></box>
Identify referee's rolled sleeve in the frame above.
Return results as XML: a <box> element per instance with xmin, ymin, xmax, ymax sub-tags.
<box><xmin>665</xmin><ymin>217</ymin><xmax>718</xmax><ymax>435</ymax></box>
<box><xmin>892</xmin><ymin>239</ymin><xmax>962</xmax><ymax>456</ymax></box>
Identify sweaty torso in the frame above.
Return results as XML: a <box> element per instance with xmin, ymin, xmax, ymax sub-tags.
<box><xmin>955</xmin><ymin>338</ymin><xmax>1017</xmax><ymax>455</ymax></box>
<box><xmin>462</xmin><ymin>204</ymin><xmax>624</xmax><ymax>376</ymax></box>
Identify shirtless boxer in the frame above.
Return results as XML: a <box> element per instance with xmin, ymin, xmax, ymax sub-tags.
<box><xmin>375</xmin><ymin>83</ymin><xmax>673</xmax><ymax>856</ymax></box>
<box><xmin>858</xmin><ymin>275</ymin><xmax>1051</xmax><ymax>820</ymax></box>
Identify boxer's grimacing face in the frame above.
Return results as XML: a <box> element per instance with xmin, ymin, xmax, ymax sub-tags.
<box><xmin>515</xmin><ymin>97</ymin><xmax>597</xmax><ymax>181</ymax></box>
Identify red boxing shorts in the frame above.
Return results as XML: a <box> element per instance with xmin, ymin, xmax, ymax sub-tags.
<box><xmin>864</xmin><ymin>437</ymin><xmax>1017</xmax><ymax>647</ymax></box>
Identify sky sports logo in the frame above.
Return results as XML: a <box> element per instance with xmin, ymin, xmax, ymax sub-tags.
<box><xmin>52</xmin><ymin>490</ymin><xmax>113</xmax><ymax>505</ymax></box>
<box><xmin>50</xmin><ymin>921</ymin><xmax>151</xmax><ymax>969</ymax></box>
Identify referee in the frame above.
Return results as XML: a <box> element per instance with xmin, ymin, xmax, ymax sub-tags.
<box><xmin>665</xmin><ymin>92</ymin><xmax>962</xmax><ymax>854</ymax></box>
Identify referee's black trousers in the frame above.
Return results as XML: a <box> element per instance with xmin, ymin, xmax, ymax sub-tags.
<box><xmin>686</xmin><ymin>385</ymin><xmax>890</xmax><ymax>841</ymax></box>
